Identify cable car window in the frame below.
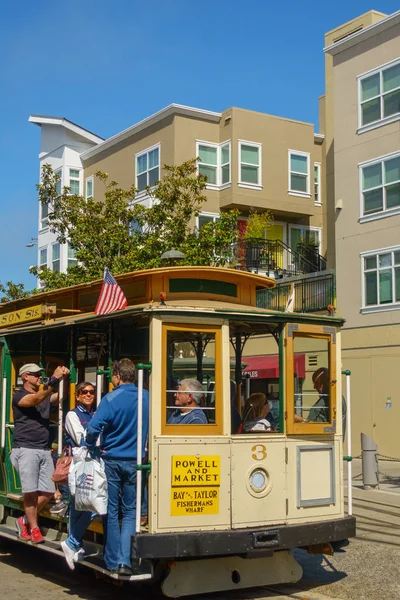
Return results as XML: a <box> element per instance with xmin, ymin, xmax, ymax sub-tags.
<box><xmin>163</xmin><ymin>324</ymin><xmax>222</xmax><ymax>434</ymax></box>
<box><xmin>293</xmin><ymin>335</ymin><xmax>331</xmax><ymax>424</ymax></box>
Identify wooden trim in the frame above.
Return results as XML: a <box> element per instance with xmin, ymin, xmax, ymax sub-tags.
<box><xmin>161</xmin><ymin>323</ymin><xmax>223</xmax><ymax>436</ymax></box>
<box><xmin>285</xmin><ymin>324</ymin><xmax>337</xmax><ymax>435</ymax></box>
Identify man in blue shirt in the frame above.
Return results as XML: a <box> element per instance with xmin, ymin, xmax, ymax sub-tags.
<box><xmin>85</xmin><ymin>359</ymin><xmax>149</xmax><ymax>576</ymax></box>
<box><xmin>168</xmin><ymin>379</ymin><xmax>207</xmax><ymax>425</ymax></box>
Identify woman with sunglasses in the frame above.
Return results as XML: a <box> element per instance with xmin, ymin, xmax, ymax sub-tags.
<box><xmin>61</xmin><ymin>381</ymin><xmax>96</xmax><ymax>570</ymax></box>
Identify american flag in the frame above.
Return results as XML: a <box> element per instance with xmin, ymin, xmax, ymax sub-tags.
<box><xmin>95</xmin><ymin>268</ymin><xmax>128</xmax><ymax>315</ymax></box>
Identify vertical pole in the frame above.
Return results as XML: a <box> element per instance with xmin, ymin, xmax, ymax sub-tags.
<box><xmin>345</xmin><ymin>372</ymin><xmax>352</xmax><ymax>516</ymax></box>
<box><xmin>58</xmin><ymin>379</ymin><xmax>64</xmax><ymax>457</ymax></box>
<box><xmin>1</xmin><ymin>377</ymin><xmax>7</xmax><ymax>449</ymax></box>
<box><xmin>96</xmin><ymin>373</ymin><xmax>102</xmax><ymax>406</ymax></box>
<box><xmin>245</xmin><ymin>373</ymin><xmax>251</xmax><ymax>399</ymax></box>
<box><xmin>69</xmin><ymin>328</ymin><xmax>77</xmax><ymax>410</ymax></box>
<box><xmin>235</xmin><ymin>334</ymin><xmax>242</xmax><ymax>413</ymax></box>
<box><xmin>135</xmin><ymin>368</ymin><xmax>143</xmax><ymax>534</ymax></box>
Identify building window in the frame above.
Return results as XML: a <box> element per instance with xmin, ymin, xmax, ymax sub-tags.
<box><xmin>67</xmin><ymin>244</ymin><xmax>77</xmax><ymax>268</ymax></box>
<box><xmin>69</xmin><ymin>169</ymin><xmax>80</xmax><ymax>195</ymax></box>
<box><xmin>221</xmin><ymin>142</ymin><xmax>230</xmax><ymax>185</ymax></box>
<box><xmin>39</xmin><ymin>247</ymin><xmax>47</xmax><ymax>268</ymax></box>
<box><xmin>55</xmin><ymin>169</ymin><xmax>62</xmax><ymax>197</ymax></box>
<box><xmin>360</xmin><ymin>153</ymin><xmax>400</xmax><ymax>218</ymax></box>
<box><xmin>198</xmin><ymin>144</ymin><xmax>217</xmax><ymax>184</ymax></box>
<box><xmin>52</xmin><ymin>243</ymin><xmax>61</xmax><ymax>272</ymax></box>
<box><xmin>136</xmin><ymin>145</ymin><xmax>160</xmax><ymax>192</ymax></box>
<box><xmin>239</xmin><ymin>141</ymin><xmax>261</xmax><ymax>188</ymax></box>
<box><xmin>314</xmin><ymin>163</ymin><xmax>321</xmax><ymax>204</ymax></box>
<box><xmin>359</xmin><ymin>59</ymin><xmax>400</xmax><ymax>129</ymax></box>
<box><xmin>40</xmin><ymin>203</ymin><xmax>49</xmax><ymax>229</ymax></box>
<box><xmin>288</xmin><ymin>151</ymin><xmax>310</xmax><ymax>196</ymax></box>
<box><xmin>196</xmin><ymin>141</ymin><xmax>231</xmax><ymax>189</ymax></box>
<box><xmin>362</xmin><ymin>247</ymin><xmax>400</xmax><ymax>309</ymax></box>
<box><xmin>196</xmin><ymin>212</ymin><xmax>220</xmax><ymax>230</ymax></box>
<box><xmin>85</xmin><ymin>176</ymin><xmax>93</xmax><ymax>199</ymax></box>
<box><xmin>289</xmin><ymin>226</ymin><xmax>321</xmax><ymax>255</ymax></box>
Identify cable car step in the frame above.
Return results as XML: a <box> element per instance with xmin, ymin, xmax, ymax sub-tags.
<box><xmin>6</xmin><ymin>493</ymin><xmax>23</xmax><ymax>501</ymax></box>
<box><xmin>0</xmin><ymin>523</ymin><xmax>153</xmax><ymax>581</ymax></box>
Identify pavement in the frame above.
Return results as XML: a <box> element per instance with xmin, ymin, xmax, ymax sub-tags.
<box><xmin>343</xmin><ymin>457</ymin><xmax>400</xmax><ymax>546</ymax></box>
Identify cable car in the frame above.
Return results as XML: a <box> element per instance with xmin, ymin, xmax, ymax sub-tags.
<box><xmin>0</xmin><ymin>266</ymin><xmax>355</xmax><ymax>597</ymax></box>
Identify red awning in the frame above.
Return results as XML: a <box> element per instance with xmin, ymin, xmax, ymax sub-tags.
<box><xmin>242</xmin><ymin>354</ymin><xmax>305</xmax><ymax>379</ymax></box>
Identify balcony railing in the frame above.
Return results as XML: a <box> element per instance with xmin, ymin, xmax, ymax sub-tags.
<box><xmin>230</xmin><ymin>239</ymin><xmax>327</xmax><ymax>277</ymax></box>
<box><xmin>257</xmin><ymin>271</ymin><xmax>335</xmax><ymax>313</ymax></box>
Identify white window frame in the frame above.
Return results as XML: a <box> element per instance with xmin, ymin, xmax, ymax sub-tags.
<box><xmin>55</xmin><ymin>168</ymin><xmax>62</xmax><ymax>197</ymax></box>
<box><xmin>238</xmin><ymin>140</ymin><xmax>262</xmax><ymax>190</ymax></box>
<box><xmin>358</xmin><ymin>58</ymin><xmax>400</xmax><ymax>134</ymax></box>
<box><xmin>67</xmin><ymin>243</ymin><xmax>77</xmax><ymax>269</ymax></box>
<box><xmin>314</xmin><ymin>162</ymin><xmax>322</xmax><ymax>205</ymax></box>
<box><xmin>359</xmin><ymin>151</ymin><xmax>400</xmax><ymax>223</ymax></box>
<box><xmin>361</xmin><ymin>245</ymin><xmax>400</xmax><ymax>314</ymax></box>
<box><xmin>196</xmin><ymin>212</ymin><xmax>220</xmax><ymax>232</ymax></box>
<box><xmin>135</xmin><ymin>143</ymin><xmax>160</xmax><ymax>196</ymax></box>
<box><xmin>196</xmin><ymin>140</ymin><xmax>231</xmax><ymax>190</ymax></box>
<box><xmin>85</xmin><ymin>176</ymin><xmax>94</xmax><ymax>199</ymax></box>
<box><xmin>288</xmin><ymin>150</ymin><xmax>311</xmax><ymax>198</ymax></box>
<box><xmin>40</xmin><ymin>202</ymin><xmax>49</xmax><ymax>231</ymax></box>
<box><xmin>288</xmin><ymin>225</ymin><xmax>322</xmax><ymax>255</ymax></box>
<box><xmin>68</xmin><ymin>168</ymin><xmax>81</xmax><ymax>195</ymax></box>
<box><xmin>51</xmin><ymin>242</ymin><xmax>61</xmax><ymax>272</ymax></box>
<box><xmin>39</xmin><ymin>246</ymin><xmax>48</xmax><ymax>268</ymax></box>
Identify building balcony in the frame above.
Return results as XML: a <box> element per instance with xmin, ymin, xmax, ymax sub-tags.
<box><xmin>230</xmin><ymin>238</ymin><xmax>327</xmax><ymax>278</ymax></box>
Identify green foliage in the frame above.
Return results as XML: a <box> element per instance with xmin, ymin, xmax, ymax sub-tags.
<box><xmin>243</xmin><ymin>209</ymin><xmax>274</xmax><ymax>241</ymax></box>
<box><xmin>0</xmin><ymin>281</ymin><xmax>34</xmax><ymax>303</ymax></box>
<box><xmin>31</xmin><ymin>159</ymin><xmax>240</xmax><ymax>291</ymax></box>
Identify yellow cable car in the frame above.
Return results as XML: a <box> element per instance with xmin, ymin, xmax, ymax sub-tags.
<box><xmin>0</xmin><ymin>266</ymin><xmax>355</xmax><ymax>596</ymax></box>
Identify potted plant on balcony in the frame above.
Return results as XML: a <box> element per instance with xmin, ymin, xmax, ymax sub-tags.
<box><xmin>242</xmin><ymin>210</ymin><xmax>274</xmax><ymax>273</ymax></box>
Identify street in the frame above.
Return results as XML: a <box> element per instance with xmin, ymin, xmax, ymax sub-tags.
<box><xmin>1</xmin><ymin>536</ymin><xmax>399</xmax><ymax>600</ymax></box>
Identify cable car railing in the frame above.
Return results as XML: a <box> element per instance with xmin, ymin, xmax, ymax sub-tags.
<box><xmin>257</xmin><ymin>271</ymin><xmax>335</xmax><ymax>313</ymax></box>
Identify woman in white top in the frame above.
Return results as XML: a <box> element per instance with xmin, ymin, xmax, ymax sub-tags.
<box><xmin>60</xmin><ymin>381</ymin><xmax>96</xmax><ymax>570</ymax></box>
<box><xmin>242</xmin><ymin>393</ymin><xmax>272</xmax><ymax>433</ymax></box>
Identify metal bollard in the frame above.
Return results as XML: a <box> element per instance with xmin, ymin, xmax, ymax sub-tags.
<box><xmin>361</xmin><ymin>433</ymin><xmax>379</xmax><ymax>489</ymax></box>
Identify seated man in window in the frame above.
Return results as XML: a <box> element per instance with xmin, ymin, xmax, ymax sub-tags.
<box><xmin>167</xmin><ymin>379</ymin><xmax>207</xmax><ymax>425</ymax></box>
<box><xmin>295</xmin><ymin>367</ymin><xmax>330</xmax><ymax>423</ymax></box>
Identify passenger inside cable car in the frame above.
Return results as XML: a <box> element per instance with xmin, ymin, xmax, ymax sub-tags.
<box><xmin>242</xmin><ymin>393</ymin><xmax>275</xmax><ymax>433</ymax></box>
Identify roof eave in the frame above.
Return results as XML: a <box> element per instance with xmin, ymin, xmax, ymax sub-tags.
<box><xmin>28</xmin><ymin>115</ymin><xmax>104</xmax><ymax>144</ymax></box>
<box><xmin>80</xmin><ymin>103</ymin><xmax>222</xmax><ymax>162</ymax></box>
<box><xmin>324</xmin><ymin>10</ymin><xmax>400</xmax><ymax>56</ymax></box>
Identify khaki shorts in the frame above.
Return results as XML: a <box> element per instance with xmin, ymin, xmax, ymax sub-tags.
<box><xmin>10</xmin><ymin>448</ymin><xmax>55</xmax><ymax>494</ymax></box>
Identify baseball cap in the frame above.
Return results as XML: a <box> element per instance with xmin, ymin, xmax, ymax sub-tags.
<box><xmin>19</xmin><ymin>363</ymin><xmax>45</xmax><ymax>376</ymax></box>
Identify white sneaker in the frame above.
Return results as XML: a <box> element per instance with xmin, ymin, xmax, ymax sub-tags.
<box><xmin>61</xmin><ymin>540</ymin><xmax>76</xmax><ymax>570</ymax></box>
<box><xmin>73</xmin><ymin>548</ymin><xmax>85</xmax><ymax>562</ymax></box>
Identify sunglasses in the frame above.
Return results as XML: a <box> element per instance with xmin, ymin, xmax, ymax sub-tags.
<box><xmin>26</xmin><ymin>372</ymin><xmax>42</xmax><ymax>377</ymax></box>
<box><xmin>80</xmin><ymin>389</ymin><xmax>95</xmax><ymax>396</ymax></box>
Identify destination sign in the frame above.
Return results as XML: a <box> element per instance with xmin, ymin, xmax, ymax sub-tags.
<box><xmin>0</xmin><ymin>305</ymin><xmax>44</xmax><ymax>327</ymax></box>
<box><xmin>171</xmin><ymin>455</ymin><xmax>220</xmax><ymax>516</ymax></box>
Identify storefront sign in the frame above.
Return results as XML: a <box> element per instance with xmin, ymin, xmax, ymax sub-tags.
<box><xmin>171</xmin><ymin>455</ymin><xmax>220</xmax><ymax>516</ymax></box>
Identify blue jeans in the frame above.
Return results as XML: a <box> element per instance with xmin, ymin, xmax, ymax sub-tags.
<box><xmin>103</xmin><ymin>459</ymin><xmax>137</xmax><ymax>570</ymax></box>
<box><xmin>65</xmin><ymin>497</ymin><xmax>95</xmax><ymax>552</ymax></box>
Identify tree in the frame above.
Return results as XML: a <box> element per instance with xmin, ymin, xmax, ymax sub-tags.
<box><xmin>30</xmin><ymin>160</ymin><xmax>240</xmax><ymax>290</ymax></box>
<box><xmin>243</xmin><ymin>208</ymin><xmax>274</xmax><ymax>241</ymax></box>
<box><xmin>0</xmin><ymin>281</ymin><xmax>34</xmax><ymax>303</ymax></box>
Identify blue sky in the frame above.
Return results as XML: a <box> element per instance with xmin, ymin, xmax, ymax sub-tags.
<box><xmin>0</xmin><ymin>1</ymin><xmax>398</xmax><ymax>289</ymax></box>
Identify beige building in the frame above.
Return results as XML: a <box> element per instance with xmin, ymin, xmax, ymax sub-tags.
<box><xmin>324</xmin><ymin>9</ymin><xmax>400</xmax><ymax>456</ymax></box>
<box><xmin>81</xmin><ymin>104</ymin><xmax>325</xmax><ymax>261</ymax></box>
<box><xmin>31</xmin><ymin>105</ymin><xmax>326</xmax><ymax>279</ymax></box>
